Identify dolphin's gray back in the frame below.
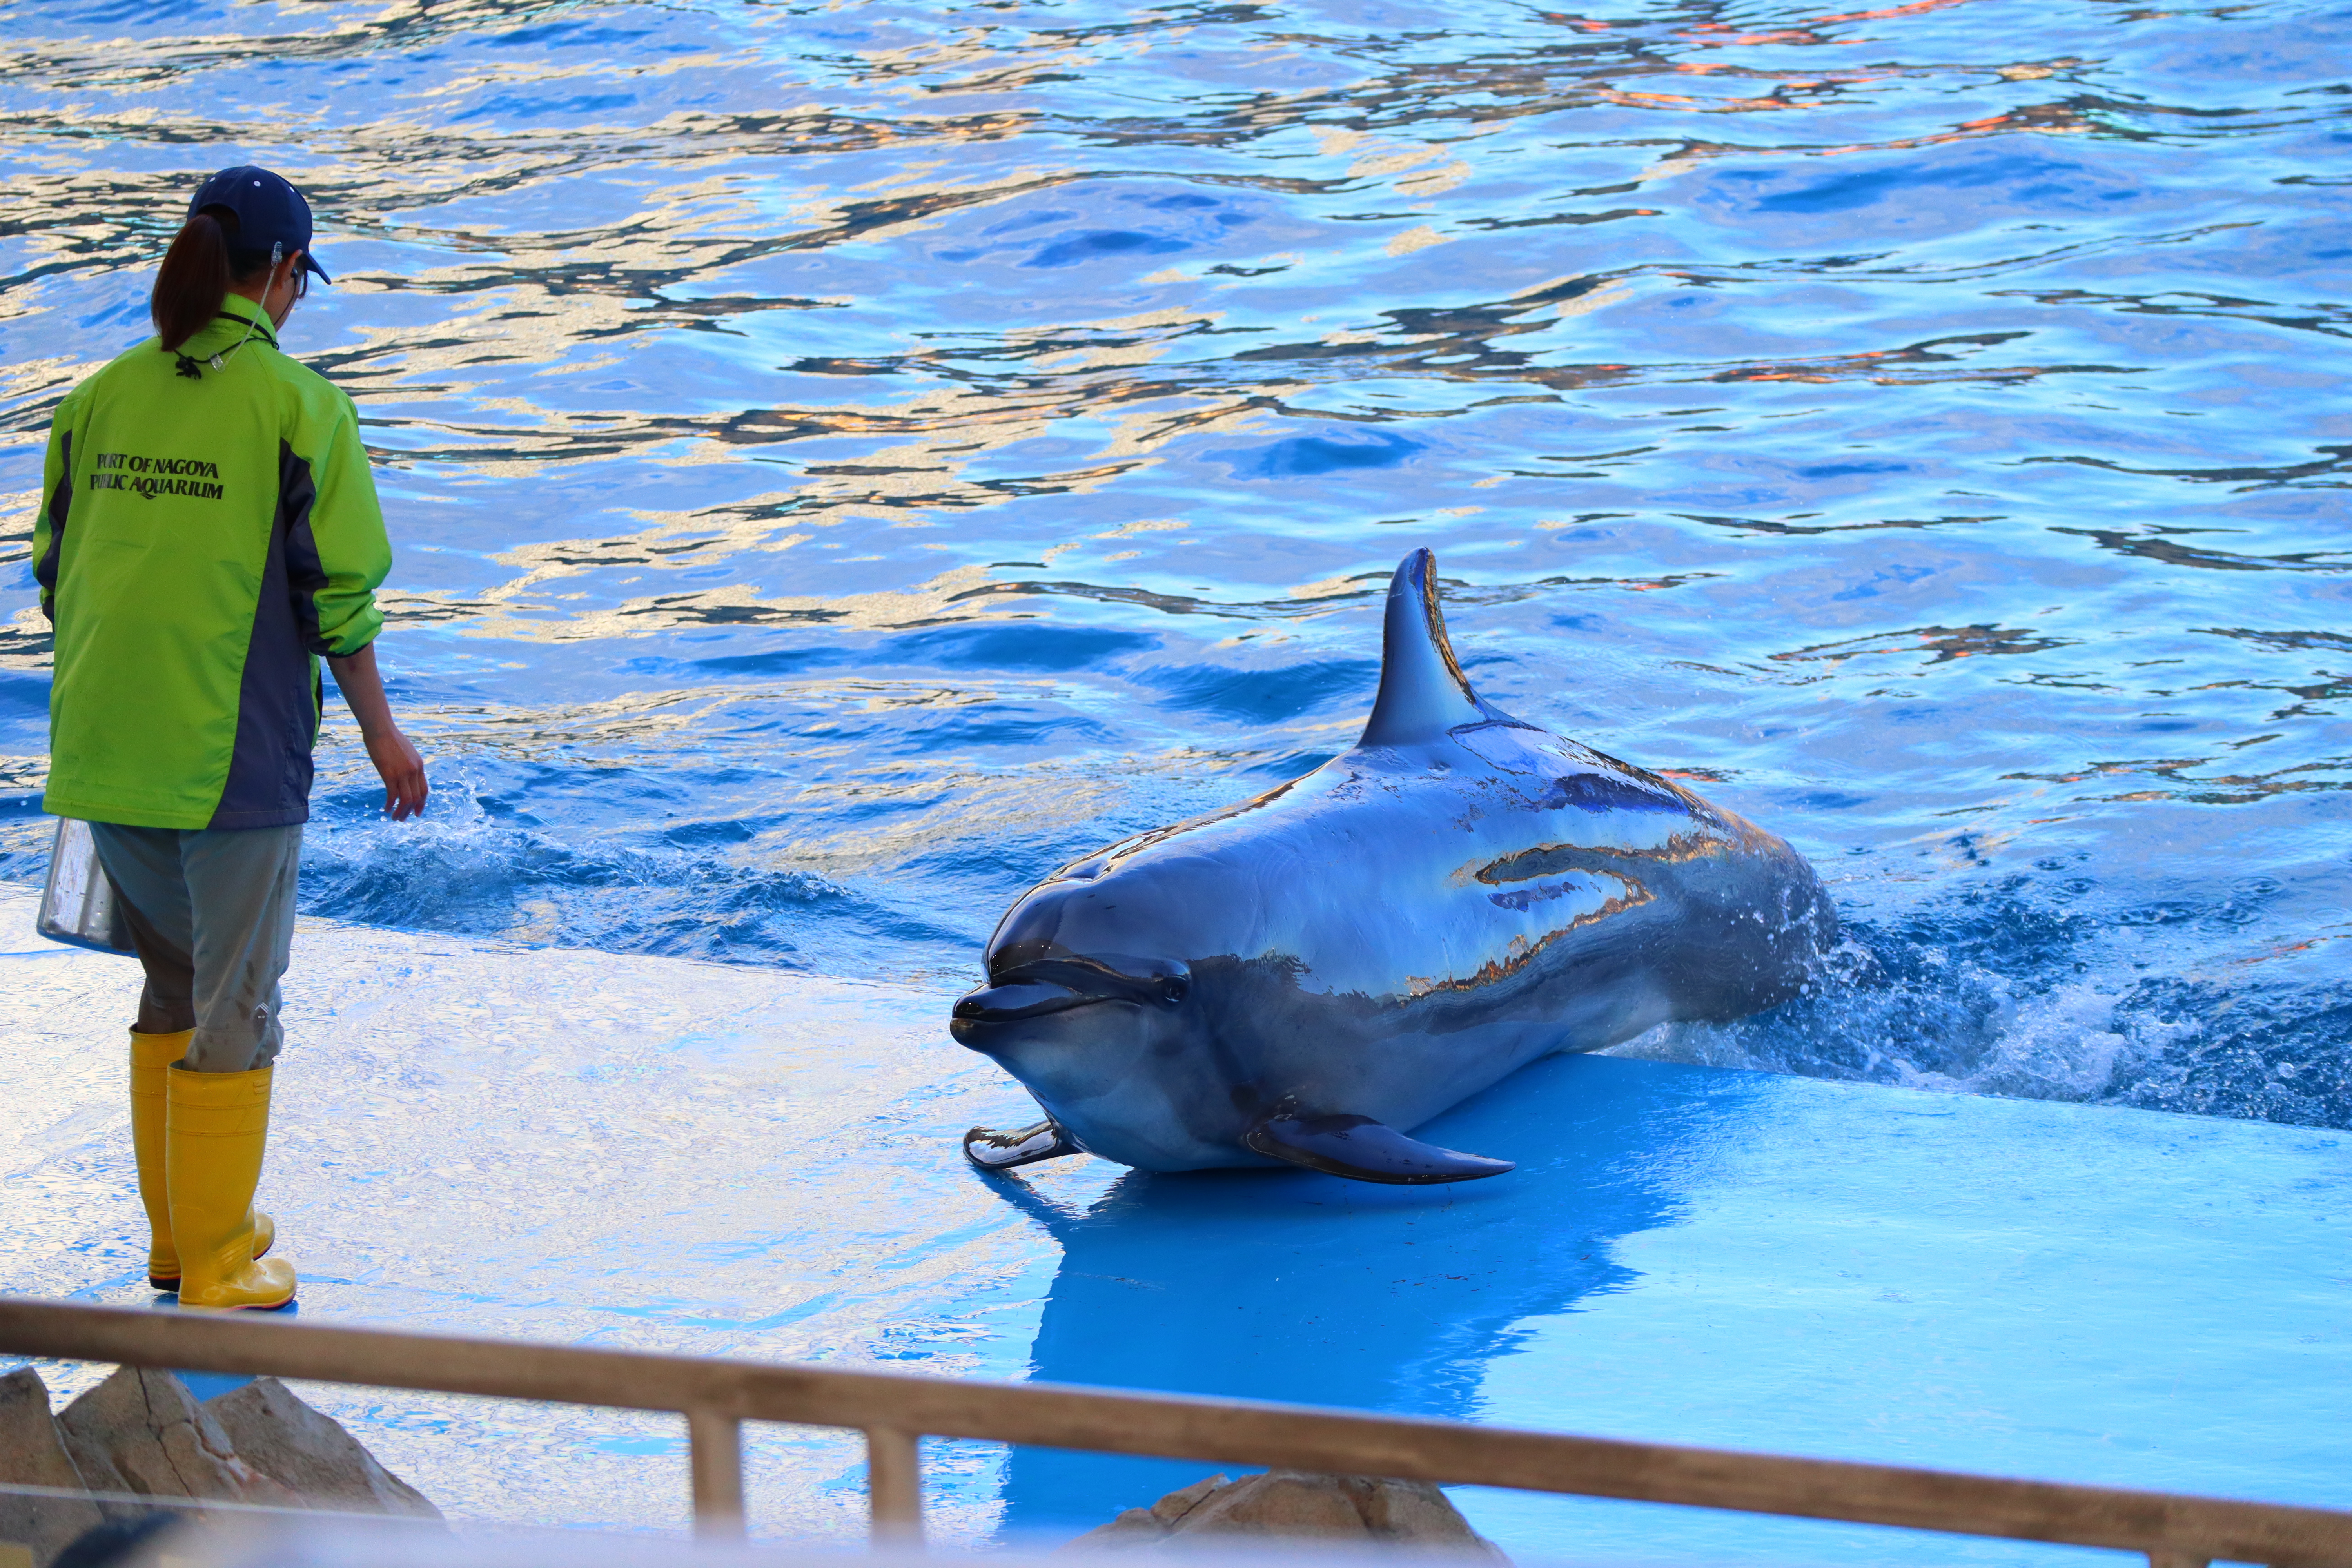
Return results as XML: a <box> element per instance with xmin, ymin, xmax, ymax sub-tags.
<box><xmin>980</xmin><ymin>715</ymin><xmax>1832</xmax><ymax>1169</ymax></box>
<box><xmin>958</xmin><ymin>549</ymin><xmax>1838</xmax><ymax>1176</ymax></box>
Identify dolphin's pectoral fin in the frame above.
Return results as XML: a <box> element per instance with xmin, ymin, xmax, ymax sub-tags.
<box><xmin>964</xmin><ymin>1118</ymin><xmax>1082</xmax><ymax>1172</ymax></box>
<box><xmin>1244</xmin><ymin>1112</ymin><xmax>1514</xmax><ymax>1185</ymax></box>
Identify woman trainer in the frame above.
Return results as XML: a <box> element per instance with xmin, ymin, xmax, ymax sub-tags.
<box><xmin>33</xmin><ymin>166</ymin><xmax>427</xmax><ymax>1310</ymax></box>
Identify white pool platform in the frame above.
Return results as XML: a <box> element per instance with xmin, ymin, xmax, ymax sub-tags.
<box><xmin>2</xmin><ymin>888</ymin><xmax>2345</xmax><ymax>1564</ymax></box>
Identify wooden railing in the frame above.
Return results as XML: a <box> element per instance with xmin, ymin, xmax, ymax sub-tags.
<box><xmin>2</xmin><ymin>1298</ymin><xmax>2345</xmax><ymax>1567</ymax></box>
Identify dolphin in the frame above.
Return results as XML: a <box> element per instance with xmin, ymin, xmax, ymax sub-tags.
<box><xmin>951</xmin><ymin>548</ymin><xmax>1837</xmax><ymax>1185</ymax></box>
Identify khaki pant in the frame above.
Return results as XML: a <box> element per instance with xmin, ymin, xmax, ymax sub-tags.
<box><xmin>87</xmin><ymin>822</ymin><xmax>303</xmax><ymax>1073</ymax></box>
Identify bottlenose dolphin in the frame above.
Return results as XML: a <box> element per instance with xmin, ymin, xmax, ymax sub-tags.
<box><xmin>952</xmin><ymin>549</ymin><xmax>1836</xmax><ymax>1184</ymax></box>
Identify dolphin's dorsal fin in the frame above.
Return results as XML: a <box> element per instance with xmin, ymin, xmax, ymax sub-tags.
<box><xmin>1357</xmin><ymin>548</ymin><xmax>1513</xmax><ymax>747</ymax></box>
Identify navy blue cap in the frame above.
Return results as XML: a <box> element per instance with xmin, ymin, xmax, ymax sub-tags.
<box><xmin>188</xmin><ymin>165</ymin><xmax>332</xmax><ymax>284</ymax></box>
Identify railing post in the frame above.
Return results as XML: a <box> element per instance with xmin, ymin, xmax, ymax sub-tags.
<box><xmin>866</xmin><ymin>1426</ymin><xmax>924</xmax><ymax>1548</ymax></box>
<box><xmin>687</xmin><ymin>1408</ymin><xmax>745</xmax><ymax>1540</ymax></box>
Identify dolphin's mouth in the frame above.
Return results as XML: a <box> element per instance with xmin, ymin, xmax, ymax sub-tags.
<box><xmin>953</xmin><ymin>979</ymin><xmax>1107</xmax><ymax>1026</ymax></box>
<box><xmin>950</xmin><ymin>955</ymin><xmax>1189</xmax><ymax>1040</ymax></box>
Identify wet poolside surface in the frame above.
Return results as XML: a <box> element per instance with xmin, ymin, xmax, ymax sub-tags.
<box><xmin>4</xmin><ymin>895</ymin><xmax>2347</xmax><ymax>1559</ymax></box>
<box><xmin>0</xmin><ymin>0</ymin><xmax>2347</xmax><ymax>1552</ymax></box>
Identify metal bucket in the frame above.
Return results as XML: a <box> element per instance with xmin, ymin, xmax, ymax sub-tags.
<box><xmin>36</xmin><ymin>818</ymin><xmax>134</xmax><ymax>955</ymax></box>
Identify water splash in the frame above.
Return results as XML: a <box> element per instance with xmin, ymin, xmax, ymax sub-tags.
<box><xmin>0</xmin><ymin>0</ymin><xmax>2344</xmax><ymax>1125</ymax></box>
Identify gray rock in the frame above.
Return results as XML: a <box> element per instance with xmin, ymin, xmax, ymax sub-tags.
<box><xmin>1064</xmin><ymin>1470</ymin><xmax>1507</xmax><ymax>1558</ymax></box>
<box><xmin>56</xmin><ymin>1367</ymin><xmax>289</xmax><ymax>1509</ymax></box>
<box><xmin>203</xmin><ymin>1379</ymin><xmax>439</xmax><ymax>1519</ymax></box>
<box><xmin>0</xmin><ymin>1368</ymin><xmax>100</xmax><ymax>1568</ymax></box>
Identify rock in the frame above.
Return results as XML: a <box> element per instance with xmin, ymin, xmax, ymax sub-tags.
<box><xmin>55</xmin><ymin>1368</ymin><xmax>289</xmax><ymax>1510</ymax></box>
<box><xmin>1148</xmin><ymin>1473</ymin><xmax>1230</xmax><ymax>1527</ymax></box>
<box><xmin>1347</xmin><ymin>1475</ymin><xmax>1497</xmax><ymax>1549</ymax></box>
<box><xmin>1064</xmin><ymin>1470</ymin><xmax>1507</xmax><ymax>1558</ymax></box>
<box><xmin>203</xmin><ymin>1379</ymin><xmax>439</xmax><ymax>1519</ymax></box>
<box><xmin>1076</xmin><ymin>1473</ymin><xmax>1233</xmax><ymax>1547</ymax></box>
<box><xmin>11</xmin><ymin>1367</ymin><xmax>438</xmax><ymax>1563</ymax></box>
<box><xmin>0</xmin><ymin>1368</ymin><xmax>100</xmax><ymax>1568</ymax></box>
<box><xmin>1177</xmin><ymin>1472</ymin><xmax>1372</xmax><ymax>1540</ymax></box>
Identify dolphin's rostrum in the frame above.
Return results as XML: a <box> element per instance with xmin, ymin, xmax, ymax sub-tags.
<box><xmin>953</xmin><ymin>548</ymin><xmax>1837</xmax><ymax>1184</ymax></box>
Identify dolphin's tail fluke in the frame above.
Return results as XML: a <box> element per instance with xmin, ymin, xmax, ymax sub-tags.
<box><xmin>1245</xmin><ymin>1111</ymin><xmax>1514</xmax><ymax>1185</ymax></box>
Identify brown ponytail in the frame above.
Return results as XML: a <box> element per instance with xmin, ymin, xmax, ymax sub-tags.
<box><xmin>150</xmin><ymin>207</ymin><xmax>275</xmax><ymax>352</ymax></box>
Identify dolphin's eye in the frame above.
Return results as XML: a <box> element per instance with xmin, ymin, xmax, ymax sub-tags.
<box><xmin>1156</xmin><ymin>971</ymin><xmax>1190</xmax><ymax>1007</ymax></box>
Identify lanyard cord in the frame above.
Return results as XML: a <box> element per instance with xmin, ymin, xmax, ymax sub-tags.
<box><xmin>171</xmin><ymin>243</ymin><xmax>285</xmax><ymax>381</ymax></box>
<box><xmin>171</xmin><ymin>309</ymin><xmax>282</xmax><ymax>379</ymax></box>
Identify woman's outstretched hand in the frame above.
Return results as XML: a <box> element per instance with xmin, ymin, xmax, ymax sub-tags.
<box><xmin>363</xmin><ymin>723</ymin><xmax>429</xmax><ymax>820</ymax></box>
<box><xmin>326</xmin><ymin>641</ymin><xmax>430</xmax><ymax>820</ymax></box>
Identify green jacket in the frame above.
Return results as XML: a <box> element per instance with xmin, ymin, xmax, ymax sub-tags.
<box><xmin>34</xmin><ymin>294</ymin><xmax>390</xmax><ymax>829</ymax></box>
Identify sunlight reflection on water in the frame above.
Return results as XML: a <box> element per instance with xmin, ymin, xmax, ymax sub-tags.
<box><xmin>0</xmin><ymin>0</ymin><xmax>2345</xmax><ymax>1130</ymax></box>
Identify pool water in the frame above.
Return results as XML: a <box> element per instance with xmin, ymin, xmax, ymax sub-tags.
<box><xmin>2</xmin><ymin>0</ymin><xmax>2345</xmax><ymax>1124</ymax></box>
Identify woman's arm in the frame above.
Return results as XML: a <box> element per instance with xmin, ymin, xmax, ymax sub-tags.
<box><xmin>325</xmin><ymin>642</ymin><xmax>428</xmax><ymax>820</ymax></box>
<box><xmin>32</xmin><ymin>387</ymin><xmax>86</xmax><ymax>621</ymax></box>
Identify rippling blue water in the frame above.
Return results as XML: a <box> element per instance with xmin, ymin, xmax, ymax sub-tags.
<box><xmin>0</xmin><ymin>0</ymin><xmax>2345</xmax><ymax>1129</ymax></box>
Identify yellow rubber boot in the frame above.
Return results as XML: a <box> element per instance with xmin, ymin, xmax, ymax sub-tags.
<box><xmin>132</xmin><ymin>1032</ymin><xmax>273</xmax><ymax>1291</ymax></box>
<box><xmin>129</xmin><ymin>1029</ymin><xmax>191</xmax><ymax>1289</ymax></box>
<box><xmin>164</xmin><ymin>1064</ymin><xmax>296</xmax><ymax>1311</ymax></box>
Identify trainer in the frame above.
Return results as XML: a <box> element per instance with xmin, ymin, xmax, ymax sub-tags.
<box><xmin>32</xmin><ymin>166</ymin><xmax>427</xmax><ymax>1311</ymax></box>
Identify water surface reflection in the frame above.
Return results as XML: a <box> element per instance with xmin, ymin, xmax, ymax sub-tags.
<box><xmin>991</xmin><ymin>1053</ymin><xmax>1731</xmax><ymax>1530</ymax></box>
<box><xmin>0</xmin><ymin>0</ymin><xmax>2343</xmax><ymax>1127</ymax></box>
